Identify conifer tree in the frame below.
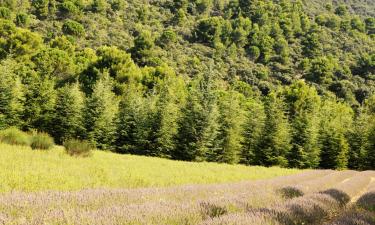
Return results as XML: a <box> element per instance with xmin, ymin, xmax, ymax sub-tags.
<box><xmin>174</xmin><ymin>73</ymin><xmax>219</xmax><ymax>162</ymax></box>
<box><xmin>115</xmin><ymin>84</ymin><xmax>148</xmax><ymax>154</ymax></box>
<box><xmin>319</xmin><ymin>100</ymin><xmax>353</xmax><ymax>169</ymax></box>
<box><xmin>84</xmin><ymin>72</ymin><xmax>118</xmax><ymax>149</ymax></box>
<box><xmin>362</xmin><ymin>95</ymin><xmax>375</xmax><ymax>169</ymax></box>
<box><xmin>51</xmin><ymin>83</ymin><xmax>84</xmax><ymax>144</ymax></box>
<box><xmin>0</xmin><ymin>60</ymin><xmax>24</xmax><ymax>129</ymax></box>
<box><xmin>22</xmin><ymin>72</ymin><xmax>56</xmax><ymax>132</ymax></box>
<box><xmin>147</xmin><ymin>75</ymin><xmax>186</xmax><ymax>158</ymax></box>
<box><xmin>210</xmin><ymin>90</ymin><xmax>246</xmax><ymax>164</ymax></box>
<box><xmin>256</xmin><ymin>92</ymin><xmax>291</xmax><ymax>167</ymax></box>
<box><xmin>284</xmin><ymin>81</ymin><xmax>321</xmax><ymax>168</ymax></box>
<box><xmin>348</xmin><ymin>111</ymin><xmax>370</xmax><ymax>170</ymax></box>
<box><xmin>240</xmin><ymin>98</ymin><xmax>266</xmax><ymax>165</ymax></box>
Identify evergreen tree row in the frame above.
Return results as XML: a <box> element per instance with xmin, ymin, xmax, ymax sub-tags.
<box><xmin>1</xmin><ymin>57</ymin><xmax>374</xmax><ymax>170</ymax></box>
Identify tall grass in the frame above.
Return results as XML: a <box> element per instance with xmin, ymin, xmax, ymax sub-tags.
<box><xmin>30</xmin><ymin>132</ymin><xmax>54</xmax><ymax>150</ymax></box>
<box><xmin>0</xmin><ymin>127</ymin><xmax>30</xmax><ymax>146</ymax></box>
<box><xmin>0</xmin><ymin>143</ymin><xmax>300</xmax><ymax>193</ymax></box>
<box><xmin>63</xmin><ymin>139</ymin><xmax>93</xmax><ymax>157</ymax></box>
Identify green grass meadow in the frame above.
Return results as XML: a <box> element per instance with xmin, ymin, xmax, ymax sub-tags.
<box><xmin>0</xmin><ymin>143</ymin><xmax>301</xmax><ymax>193</ymax></box>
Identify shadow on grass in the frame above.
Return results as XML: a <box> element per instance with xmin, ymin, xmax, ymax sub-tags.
<box><xmin>357</xmin><ymin>191</ymin><xmax>375</xmax><ymax>212</ymax></box>
<box><xmin>329</xmin><ymin>209</ymin><xmax>375</xmax><ymax>225</ymax></box>
<box><xmin>247</xmin><ymin>189</ymin><xmax>350</xmax><ymax>225</ymax></box>
<box><xmin>320</xmin><ymin>189</ymin><xmax>350</xmax><ymax>206</ymax></box>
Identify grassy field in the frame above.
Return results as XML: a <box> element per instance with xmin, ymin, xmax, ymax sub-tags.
<box><xmin>0</xmin><ymin>143</ymin><xmax>300</xmax><ymax>193</ymax></box>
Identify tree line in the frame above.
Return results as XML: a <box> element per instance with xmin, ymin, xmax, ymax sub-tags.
<box><xmin>1</xmin><ymin>53</ymin><xmax>374</xmax><ymax>170</ymax></box>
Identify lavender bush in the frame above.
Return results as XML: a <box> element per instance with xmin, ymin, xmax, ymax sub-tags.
<box><xmin>1</xmin><ymin>170</ymin><xmax>374</xmax><ymax>225</ymax></box>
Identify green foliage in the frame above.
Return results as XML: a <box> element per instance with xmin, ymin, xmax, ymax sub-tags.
<box><xmin>305</xmin><ymin>57</ymin><xmax>336</xmax><ymax>84</ymax></box>
<box><xmin>32</xmin><ymin>47</ymin><xmax>75</xmax><ymax>83</ymax></box>
<box><xmin>51</xmin><ymin>83</ymin><xmax>84</xmax><ymax>144</ymax></box>
<box><xmin>0</xmin><ymin>7</ymin><xmax>11</xmax><ymax>19</ymax></box>
<box><xmin>211</xmin><ymin>90</ymin><xmax>246</xmax><ymax>164</ymax></box>
<box><xmin>0</xmin><ymin>127</ymin><xmax>30</xmax><ymax>146</ymax></box>
<box><xmin>109</xmin><ymin>0</ymin><xmax>126</xmax><ymax>11</ymax></box>
<box><xmin>256</xmin><ymin>92</ymin><xmax>291</xmax><ymax>167</ymax></box>
<box><xmin>0</xmin><ymin>60</ymin><xmax>24</xmax><ymax>129</ymax></box>
<box><xmin>32</xmin><ymin>0</ymin><xmax>54</xmax><ymax>19</ymax></box>
<box><xmin>335</xmin><ymin>5</ymin><xmax>348</xmax><ymax>16</ymax></box>
<box><xmin>131</xmin><ymin>30</ymin><xmax>155</xmax><ymax>66</ymax></box>
<box><xmin>15</xmin><ymin>13</ymin><xmax>29</xmax><ymax>27</ymax></box>
<box><xmin>84</xmin><ymin>73</ymin><xmax>118</xmax><ymax>149</ymax></box>
<box><xmin>319</xmin><ymin>100</ymin><xmax>353</xmax><ymax>169</ymax></box>
<box><xmin>22</xmin><ymin>73</ymin><xmax>56</xmax><ymax>132</ymax></box>
<box><xmin>62</xmin><ymin>19</ymin><xmax>84</xmax><ymax>36</ymax></box>
<box><xmin>30</xmin><ymin>131</ymin><xmax>54</xmax><ymax>150</ymax></box>
<box><xmin>284</xmin><ymin>81</ymin><xmax>321</xmax><ymax>168</ymax></box>
<box><xmin>114</xmin><ymin>84</ymin><xmax>148</xmax><ymax>154</ymax></box>
<box><xmin>240</xmin><ymin>98</ymin><xmax>265</xmax><ymax>165</ymax></box>
<box><xmin>0</xmin><ymin>20</ymin><xmax>42</xmax><ymax>59</ymax></box>
<box><xmin>91</xmin><ymin>0</ymin><xmax>108</xmax><ymax>13</ymax></box>
<box><xmin>146</xmin><ymin>74</ymin><xmax>186</xmax><ymax>158</ymax></box>
<box><xmin>63</xmin><ymin>139</ymin><xmax>93</xmax><ymax>157</ymax></box>
<box><xmin>174</xmin><ymin>73</ymin><xmax>219</xmax><ymax>162</ymax></box>
<box><xmin>158</xmin><ymin>28</ymin><xmax>177</xmax><ymax>47</ymax></box>
<box><xmin>59</xmin><ymin>0</ymin><xmax>80</xmax><ymax>17</ymax></box>
<box><xmin>194</xmin><ymin>17</ymin><xmax>224</xmax><ymax>47</ymax></box>
<box><xmin>0</xmin><ymin>0</ymin><xmax>372</xmax><ymax>170</ymax></box>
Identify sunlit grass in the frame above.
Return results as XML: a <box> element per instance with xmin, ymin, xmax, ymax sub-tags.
<box><xmin>0</xmin><ymin>143</ymin><xmax>300</xmax><ymax>192</ymax></box>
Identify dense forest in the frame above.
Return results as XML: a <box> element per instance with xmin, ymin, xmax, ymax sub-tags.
<box><xmin>0</xmin><ymin>0</ymin><xmax>374</xmax><ymax>170</ymax></box>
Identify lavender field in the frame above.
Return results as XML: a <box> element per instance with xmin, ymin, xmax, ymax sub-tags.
<box><xmin>0</xmin><ymin>170</ymin><xmax>374</xmax><ymax>225</ymax></box>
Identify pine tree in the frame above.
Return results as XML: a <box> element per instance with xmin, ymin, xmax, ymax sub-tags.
<box><xmin>256</xmin><ymin>92</ymin><xmax>291</xmax><ymax>167</ymax></box>
<box><xmin>51</xmin><ymin>83</ymin><xmax>85</xmax><ymax>144</ymax></box>
<box><xmin>174</xmin><ymin>73</ymin><xmax>219</xmax><ymax>162</ymax></box>
<box><xmin>0</xmin><ymin>60</ymin><xmax>24</xmax><ymax>129</ymax></box>
<box><xmin>366</xmin><ymin>123</ymin><xmax>375</xmax><ymax>169</ymax></box>
<box><xmin>115</xmin><ymin>84</ymin><xmax>148</xmax><ymax>154</ymax></box>
<box><xmin>240</xmin><ymin>98</ymin><xmax>266</xmax><ymax>165</ymax></box>
<box><xmin>211</xmin><ymin>90</ymin><xmax>246</xmax><ymax>164</ymax></box>
<box><xmin>319</xmin><ymin>100</ymin><xmax>353</xmax><ymax>169</ymax></box>
<box><xmin>362</xmin><ymin>95</ymin><xmax>375</xmax><ymax>169</ymax></box>
<box><xmin>84</xmin><ymin>72</ymin><xmax>118</xmax><ymax>149</ymax></box>
<box><xmin>284</xmin><ymin>81</ymin><xmax>321</xmax><ymax>168</ymax></box>
<box><xmin>147</xmin><ymin>76</ymin><xmax>186</xmax><ymax>158</ymax></box>
<box><xmin>22</xmin><ymin>72</ymin><xmax>56</xmax><ymax>132</ymax></box>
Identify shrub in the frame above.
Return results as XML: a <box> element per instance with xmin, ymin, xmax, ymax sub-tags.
<box><xmin>60</xmin><ymin>1</ymin><xmax>80</xmax><ymax>16</ymax></box>
<box><xmin>0</xmin><ymin>7</ymin><xmax>11</xmax><ymax>19</ymax></box>
<box><xmin>30</xmin><ymin>132</ymin><xmax>54</xmax><ymax>150</ymax></box>
<box><xmin>64</xmin><ymin>139</ymin><xmax>93</xmax><ymax>157</ymax></box>
<box><xmin>62</xmin><ymin>20</ymin><xmax>84</xmax><ymax>36</ymax></box>
<box><xmin>0</xmin><ymin>127</ymin><xmax>30</xmax><ymax>146</ymax></box>
<box><xmin>15</xmin><ymin>13</ymin><xmax>29</xmax><ymax>27</ymax></box>
<box><xmin>278</xmin><ymin>186</ymin><xmax>304</xmax><ymax>199</ymax></box>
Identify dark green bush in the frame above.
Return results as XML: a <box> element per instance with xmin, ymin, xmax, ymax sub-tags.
<box><xmin>60</xmin><ymin>1</ymin><xmax>80</xmax><ymax>16</ymax></box>
<box><xmin>0</xmin><ymin>7</ymin><xmax>11</xmax><ymax>19</ymax></box>
<box><xmin>30</xmin><ymin>132</ymin><xmax>54</xmax><ymax>150</ymax></box>
<box><xmin>15</xmin><ymin>13</ymin><xmax>29</xmax><ymax>27</ymax></box>
<box><xmin>64</xmin><ymin>139</ymin><xmax>93</xmax><ymax>157</ymax></box>
<box><xmin>62</xmin><ymin>20</ymin><xmax>84</xmax><ymax>36</ymax></box>
<box><xmin>0</xmin><ymin>127</ymin><xmax>30</xmax><ymax>146</ymax></box>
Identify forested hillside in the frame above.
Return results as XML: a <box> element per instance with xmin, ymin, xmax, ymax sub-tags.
<box><xmin>0</xmin><ymin>0</ymin><xmax>374</xmax><ymax>169</ymax></box>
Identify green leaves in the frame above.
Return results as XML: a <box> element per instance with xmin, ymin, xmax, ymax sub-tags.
<box><xmin>62</xmin><ymin>19</ymin><xmax>84</xmax><ymax>37</ymax></box>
